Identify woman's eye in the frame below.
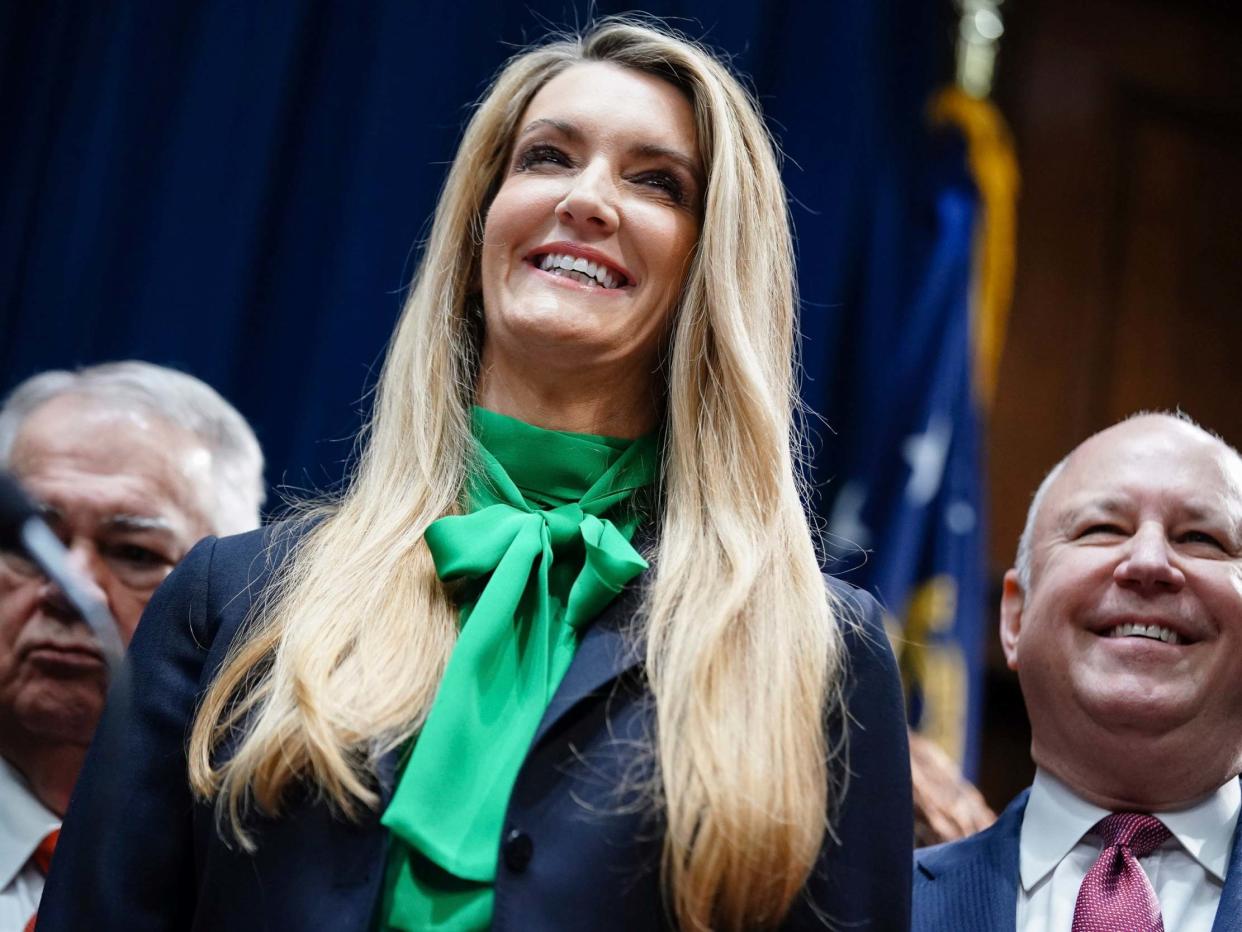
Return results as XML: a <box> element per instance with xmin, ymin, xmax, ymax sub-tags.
<box><xmin>633</xmin><ymin>171</ymin><xmax>686</xmax><ymax>204</ymax></box>
<box><xmin>515</xmin><ymin>144</ymin><xmax>571</xmax><ymax>171</ymax></box>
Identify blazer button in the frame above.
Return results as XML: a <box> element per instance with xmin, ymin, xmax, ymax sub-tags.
<box><xmin>502</xmin><ymin>829</ymin><xmax>534</xmax><ymax>873</ymax></box>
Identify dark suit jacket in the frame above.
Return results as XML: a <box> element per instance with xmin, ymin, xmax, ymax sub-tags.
<box><xmin>41</xmin><ymin>523</ymin><xmax>912</xmax><ymax>931</ymax></box>
<box><xmin>913</xmin><ymin>785</ymin><xmax>1242</xmax><ymax>932</ymax></box>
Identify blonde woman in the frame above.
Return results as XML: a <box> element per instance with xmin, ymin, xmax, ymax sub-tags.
<box><xmin>40</xmin><ymin>18</ymin><xmax>911</xmax><ymax>932</ymax></box>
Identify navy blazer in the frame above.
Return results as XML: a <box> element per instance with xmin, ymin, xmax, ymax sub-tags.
<box><xmin>913</xmin><ymin>785</ymin><xmax>1242</xmax><ymax>932</ymax></box>
<box><xmin>41</xmin><ymin>523</ymin><xmax>912</xmax><ymax>931</ymax></box>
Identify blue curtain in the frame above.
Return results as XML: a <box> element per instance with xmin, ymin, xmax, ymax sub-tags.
<box><xmin>1</xmin><ymin>0</ymin><xmax>939</xmax><ymax>492</ymax></box>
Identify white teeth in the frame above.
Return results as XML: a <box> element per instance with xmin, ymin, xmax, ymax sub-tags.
<box><xmin>1108</xmin><ymin>622</ymin><xmax>1181</xmax><ymax>645</ymax></box>
<box><xmin>547</xmin><ymin>267</ymin><xmax>598</xmax><ymax>287</ymax></box>
<box><xmin>532</xmin><ymin>252</ymin><xmax>623</xmax><ymax>288</ymax></box>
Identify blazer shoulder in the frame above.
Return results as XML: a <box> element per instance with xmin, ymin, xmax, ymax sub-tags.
<box><xmin>126</xmin><ymin>516</ymin><xmax>313</xmax><ymax>690</ymax></box>
<box><xmin>817</xmin><ymin>576</ymin><xmax>905</xmax><ymax>750</ymax></box>
<box><xmin>185</xmin><ymin>517</ymin><xmax>312</xmax><ymax>639</ymax></box>
<box><xmin>823</xmin><ymin>573</ymin><xmax>883</xmax><ymax>624</ymax></box>
<box><xmin>203</xmin><ymin>517</ymin><xmax>308</xmax><ymax>601</ymax></box>
<box><xmin>822</xmin><ymin>573</ymin><xmax>898</xmax><ymax>686</ymax></box>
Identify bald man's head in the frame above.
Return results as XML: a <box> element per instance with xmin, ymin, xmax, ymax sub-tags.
<box><xmin>1000</xmin><ymin>412</ymin><xmax>1242</xmax><ymax>808</ymax></box>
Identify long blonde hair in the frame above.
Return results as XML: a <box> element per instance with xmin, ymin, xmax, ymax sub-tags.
<box><xmin>189</xmin><ymin>18</ymin><xmax>846</xmax><ymax>930</ymax></box>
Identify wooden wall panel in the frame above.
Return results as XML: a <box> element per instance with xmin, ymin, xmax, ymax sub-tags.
<box><xmin>978</xmin><ymin>0</ymin><xmax>1242</xmax><ymax>807</ymax></box>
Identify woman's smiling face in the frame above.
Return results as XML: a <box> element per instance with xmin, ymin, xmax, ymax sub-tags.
<box><xmin>479</xmin><ymin>62</ymin><xmax>702</xmax><ymax>392</ymax></box>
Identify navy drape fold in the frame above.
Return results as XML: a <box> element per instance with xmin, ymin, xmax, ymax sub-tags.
<box><xmin>0</xmin><ymin>0</ymin><xmax>936</xmax><ymax>500</ymax></box>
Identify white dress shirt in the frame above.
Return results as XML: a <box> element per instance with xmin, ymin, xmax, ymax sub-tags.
<box><xmin>1016</xmin><ymin>767</ymin><xmax>1240</xmax><ymax>932</ymax></box>
<box><xmin>0</xmin><ymin>756</ymin><xmax>60</xmax><ymax>932</ymax></box>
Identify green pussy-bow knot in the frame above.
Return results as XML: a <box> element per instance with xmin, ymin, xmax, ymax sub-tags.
<box><xmin>377</xmin><ymin>407</ymin><xmax>659</xmax><ymax>931</ymax></box>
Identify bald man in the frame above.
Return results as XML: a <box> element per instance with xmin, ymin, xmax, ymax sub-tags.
<box><xmin>914</xmin><ymin>413</ymin><xmax>1242</xmax><ymax>932</ymax></box>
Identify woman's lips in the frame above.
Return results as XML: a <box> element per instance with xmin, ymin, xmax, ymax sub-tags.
<box><xmin>524</xmin><ymin>242</ymin><xmax>634</xmax><ymax>287</ymax></box>
<box><xmin>527</xmin><ymin>261</ymin><xmax>630</xmax><ymax>295</ymax></box>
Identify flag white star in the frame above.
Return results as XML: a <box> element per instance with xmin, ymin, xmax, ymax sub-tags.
<box><xmin>827</xmin><ymin>480</ymin><xmax>871</xmax><ymax>550</ymax></box>
<box><xmin>903</xmin><ymin>414</ymin><xmax>952</xmax><ymax>506</ymax></box>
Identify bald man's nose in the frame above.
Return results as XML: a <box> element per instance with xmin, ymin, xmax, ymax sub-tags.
<box><xmin>1114</xmin><ymin>523</ymin><xmax>1185</xmax><ymax>592</ymax></box>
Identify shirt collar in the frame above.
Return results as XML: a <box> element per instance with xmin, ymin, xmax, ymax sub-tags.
<box><xmin>0</xmin><ymin>755</ymin><xmax>61</xmax><ymax>891</ymax></box>
<box><xmin>1019</xmin><ymin>768</ymin><xmax>1241</xmax><ymax>891</ymax></box>
<box><xmin>1020</xmin><ymin>768</ymin><xmax>1109</xmax><ymax>892</ymax></box>
<box><xmin>1158</xmin><ymin>774</ymin><xmax>1240</xmax><ymax>882</ymax></box>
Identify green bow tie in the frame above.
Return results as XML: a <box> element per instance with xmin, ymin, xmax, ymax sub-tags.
<box><xmin>377</xmin><ymin>408</ymin><xmax>658</xmax><ymax>931</ymax></box>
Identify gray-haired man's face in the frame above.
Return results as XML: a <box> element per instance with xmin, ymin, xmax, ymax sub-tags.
<box><xmin>0</xmin><ymin>394</ymin><xmax>214</xmax><ymax>745</ymax></box>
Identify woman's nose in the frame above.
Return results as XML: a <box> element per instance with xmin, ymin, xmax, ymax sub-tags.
<box><xmin>555</xmin><ymin>161</ymin><xmax>619</xmax><ymax>235</ymax></box>
<box><xmin>1113</xmin><ymin>522</ymin><xmax>1185</xmax><ymax>592</ymax></box>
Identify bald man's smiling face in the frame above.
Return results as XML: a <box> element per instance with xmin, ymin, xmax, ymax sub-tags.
<box><xmin>1001</xmin><ymin>415</ymin><xmax>1242</xmax><ymax>804</ymax></box>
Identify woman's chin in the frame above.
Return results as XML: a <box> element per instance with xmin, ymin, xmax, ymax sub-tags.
<box><xmin>485</xmin><ymin>312</ymin><xmax>642</xmax><ymax>371</ymax></box>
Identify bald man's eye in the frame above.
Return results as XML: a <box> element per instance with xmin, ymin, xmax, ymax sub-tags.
<box><xmin>1178</xmin><ymin>530</ymin><xmax>1225</xmax><ymax>550</ymax></box>
<box><xmin>1076</xmin><ymin>524</ymin><xmax>1126</xmax><ymax>539</ymax></box>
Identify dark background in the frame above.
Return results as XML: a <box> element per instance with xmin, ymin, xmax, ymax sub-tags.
<box><xmin>0</xmin><ymin>0</ymin><xmax>943</xmax><ymax>496</ymax></box>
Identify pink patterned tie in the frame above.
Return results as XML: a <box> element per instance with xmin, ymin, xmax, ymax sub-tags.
<box><xmin>1071</xmin><ymin>812</ymin><xmax>1171</xmax><ymax>932</ymax></box>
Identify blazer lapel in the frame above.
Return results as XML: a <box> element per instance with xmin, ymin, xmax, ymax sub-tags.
<box><xmin>917</xmin><ymin>789</ymin><xmax>1026</xmax><ymax>932</ymax></box>
<box><xmin>1211</xmin><ymin>793</ymin><xmax>1242</xmax><ymax>932</ymax></box>
<box><xmin>530</xmin><ymin>568</ymin><xmax>646</xmax><ymax>749</ymax></box>
<box><xmin>969</xmin><ymin>800</ymin><xmax>1022</xmax><ymax>932</ymax></box>
<box><xmin>530</xmin><ymin>524</ymin><xmax>656</xmax><ymax>748</ymax></box>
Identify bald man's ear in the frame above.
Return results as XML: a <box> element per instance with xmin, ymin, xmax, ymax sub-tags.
<box><xmin>999</xmin><ymin>569</ymin><xmax>1024</xmax><ymax>671</ymax></box>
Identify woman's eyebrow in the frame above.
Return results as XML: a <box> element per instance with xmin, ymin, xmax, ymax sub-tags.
<box><xmin>630</xmin><ymin>142</ymin><xmax>702</xmax><ymax>184</ymax></box>
<box><xmin>516</xmin><ymin>119</ymin><xmax>701</xmax><ymax>180</ymax></box>
<box><xmin>516</xmin><ymin>117</ymin><xmax>581</xmax><ymax>142</ymax></box>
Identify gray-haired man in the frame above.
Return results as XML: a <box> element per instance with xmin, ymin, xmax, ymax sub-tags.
<box><xmin>0</xmin><ymin>361</ymin><xmax>265</xmax><ymax>928</ymax></box>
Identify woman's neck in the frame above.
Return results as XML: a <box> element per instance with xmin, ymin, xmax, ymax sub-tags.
<box><xmin>474</xmin><ymin>354</ymin><xmax>660</xmax><ymax>439</ymax></box>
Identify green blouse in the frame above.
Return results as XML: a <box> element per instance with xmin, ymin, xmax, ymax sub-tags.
<box><xmin>376</xmin><ymin>407</ymin><xmax>659</xmax><ymax>930</ymax></box>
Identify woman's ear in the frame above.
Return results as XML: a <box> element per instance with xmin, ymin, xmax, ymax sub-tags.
<box><xmin>999</xmin><ymin>569</ymin><xmax>1024</xmax><ymax>671</ymax></box>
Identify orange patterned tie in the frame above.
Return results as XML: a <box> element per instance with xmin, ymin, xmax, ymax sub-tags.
<box><xmin>23</xmin><ymin>828</ymin><xmax>60</xmax><ymax>932</ymax></box>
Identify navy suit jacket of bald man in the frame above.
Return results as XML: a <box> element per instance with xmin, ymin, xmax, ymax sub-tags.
<box><xmin>913</xmin><ymin>786</ymin><xmax>1242</xmax><ymax>932</ymax></box>
<box><xmin>38</xmin><ymin>522</ymin><xmax>913</xmax><ymax>931</ymax></box>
